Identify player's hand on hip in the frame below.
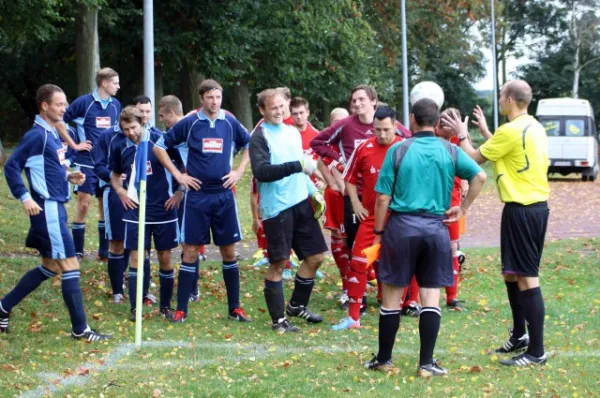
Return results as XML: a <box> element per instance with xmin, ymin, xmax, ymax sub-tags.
<box><xmin>23</xmin><ymin>198</ymin><xmax>43</xmax><ymax>216</ymax></box>
<box><xmin>252</xmin><ymin>218</ymin><xmax>262</xmax><ymax>234</ymax></box>
<box><xmin>117</xmin><ymin>191</ymin><xmax>138</xmax><ymax>210</ymax></box>
<box><xmin>74</xmin><ymin>140</ymin><xmax>93</xmax><ymax>152</ymax></box>
<box><xmin>310</xmin><ymin>191</ymin><xmax>326</xmax><ymax>219</ymax></box>
<box><xmin>222</xmin><ymin>169</ymin><xmax>242</xmax><ymax>188</ymax></box>
<box><xmin>443</xmin><ymin>206</ymin><xmax>464</xmax><ymax>225</ymax></box>
<box><xmin>177</xmin><ymin>173</ymin><xmax>201</xmax><ymax>191</ymax></box>
<box><xmin>301</xmin><ymin>157</ymin><xmax>317</xmax><ymax>175</ymax></box>
<box><xmin>164</xmin><ymin>191</ymin><xmax>184</xmax><ymax>211</ymax></box>
<box><xmin>67</xmin><ymin>171</ymin><xmax>86</xmax><ymax>186</ymax></box>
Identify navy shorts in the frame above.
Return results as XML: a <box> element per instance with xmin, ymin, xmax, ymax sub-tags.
<box><xmin>501</xmin><ymin>201</ymin><xmax>549</xmax><ymax>277</ymax></box>
<box><xmin>103</xmin><ymin>188</ymin><xmax>126</xmax><ymax>241</ymax></box>
<box><xmin>73</xmin><ymin>166</ymin><xmax>100</xmax><ymax>197</ymax></box>
<box><xmin>181</xmin><ymin>190</ymin><xmax>242</xmax><ymax>246</ymax></box>
<box><xmin>262</xmin><ymin>199</ymin><xmax>328</xmax><ymax>262</ymax></box>
<box><xmin>124</xmin><ymin>221</ymin><xmax>180</xmax><ymax>251</ymax></box>
<box><xmin>26</xmin><ymin>199</ymin><xmax>76</xmax><ymax>260</ymax></box>
<box><xmin>379</xmin><ymin>212</ymin><xmax>453</xmax><ymax>288</ymax></box>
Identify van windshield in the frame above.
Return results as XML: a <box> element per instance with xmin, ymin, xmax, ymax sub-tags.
<box><xmin>565</xmin><ymin>119</ymin><xmax>586</xmax><ymax>137</ymax></box>
<box><xmin>541</xmin><ymin>119</ymin><xmax>560</xmax><ymax>136</ymax></box>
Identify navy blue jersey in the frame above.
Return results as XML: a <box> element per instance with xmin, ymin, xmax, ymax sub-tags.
<box><xmin>112</xmin><ymin>131</ymin><xmax>178</xmax><ymax>224</ymax></box>
<box><xmin>93</xmin><ymin>125</ymin><xmax>125</xmax><ymax>188</ymax></box>
<box><xmin>156</xmin><ymin>109</ymin><xmax>250</xmax><ymax>194</ymax></box>
<box><xmin>63</xmin><ymin>90</ymin><xmax>121</xmax><ymax>168</ymax></box>
<box><xmin>5</xmin><ymin>116</ymin><xmax>71</xmax><ymax>203</ymax></box>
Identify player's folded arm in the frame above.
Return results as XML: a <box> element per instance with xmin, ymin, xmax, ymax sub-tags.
<box><xmin>249</xmin><ymin>129</ymin><xmax>302</xmax><ymax>183</ymax></box>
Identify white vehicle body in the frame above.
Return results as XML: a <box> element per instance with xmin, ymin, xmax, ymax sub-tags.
<box><xmin>536</xmin><ymin>98</ymin><xmax>598</xmax><ymax>181</ymax></box>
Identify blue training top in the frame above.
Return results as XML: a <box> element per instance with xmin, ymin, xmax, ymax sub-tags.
<box><xmin>5</xmin><ymin>116</ymin><xmax>72</xmax><ymax>203</ymax></box>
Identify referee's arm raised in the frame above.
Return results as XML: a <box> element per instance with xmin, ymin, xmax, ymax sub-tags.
<box><xmin>441</xmin><ymin>113</ymin><xmax>488</xmax><ymax>165</ymax></box>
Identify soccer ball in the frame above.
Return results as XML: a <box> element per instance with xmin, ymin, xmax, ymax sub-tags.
<box><xmin>410</xmin><ymin>81</ymin><xmax>445</xmax><ymax>110</ymax></box>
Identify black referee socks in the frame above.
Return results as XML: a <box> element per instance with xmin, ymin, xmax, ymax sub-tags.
<box><xmin>520</xmin><ymin>287</ymin><xmax>545</xmax><ymax>357</ymax></box>
<box><xmin>419</xmin><ymin>306</ymin><xmax>442</xmax><ymax>366</ymax></box>
<box><xmin>264</xmin><ymin>279</ymin><xmax>285</xmax><ymax>323</ymax></box>
<box><xmin>289</xmin><ymin>275</ymin><xmax>315</xmax><ymax>308</ymax></box>
<box><xmin>505</xmin><ymin>281</ymin><xmax>527</xmax><ymax>338</ymax></box>
<box><xmin>377</xmin><ymin>307</ymin><xmax>401</xmax><ymax>362</ymax></box>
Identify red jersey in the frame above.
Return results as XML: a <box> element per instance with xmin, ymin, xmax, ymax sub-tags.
<box><xmin>450</xmin><ymin>136</ymin><xmax>462</xmax><ymax>206</ymax></box>
<box><xmin>343</xmin><ymin>136</ymin><xmax>403</xmax><ymax>214</ymax></box>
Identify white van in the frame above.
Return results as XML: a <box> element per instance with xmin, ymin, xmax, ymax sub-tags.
<box><xmin>536</xmin><ymin>98</ymin><xmax>598</xmax><ymax>181</ymax></box>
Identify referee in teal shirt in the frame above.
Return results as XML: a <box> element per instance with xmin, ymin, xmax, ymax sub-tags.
<box><xmin>364</xmin><ymin>99</ymin><xmax>487</xmax><ymax>377</ymax></box>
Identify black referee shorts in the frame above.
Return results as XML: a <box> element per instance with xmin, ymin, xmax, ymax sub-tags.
<box><xmin>378</xmin><ymin>212</ymin><xmax>453</xmax><ymax>288</ymax></box>
<box><xmin>343</xmin><ymin>195</ymin><xmax>361</xmax><ymax>251</ymax></box>
<box><xmin>262</xmin><ymin>199</ymin><xmax>328</xmax><ymax>263</ymax></box>
<box><xmin>500</xmin><ymin>201</ymin><xmax>549</xmax><ymax>277</ymax></box>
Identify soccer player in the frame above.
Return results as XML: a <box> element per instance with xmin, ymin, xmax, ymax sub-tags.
<box><xmin>442</xmin><ymin>80</ymin><xmax>550</xmax><ymax>367</ymax></box>
<box><xmin>1</xmin><ymin>84</ymin><xmax>111</xmax><ymax>341</ymax></box>
<box><xmin>290</xmin><ymin>97</ymin><xmax>320</xmax><ymax>154</ymax></box>
<box><xmin>64</xmin><ymin>67</ymin><xmax>122</xmax><ymax>262</ymax></box>
<box><xmin>110</xmin><ymin>106</ymin><xmax>182</xmax><ymax>321</ymax></box>
<box><xmin>92</xmin><ymin>122</ymin><xmax>129</xmax><ymax>303</ymax></box>
<box><xmin>332</xmin><ymin>105</ymin><xmax>403</xmax><ymax>330</ymax></box>
<box><xmin>249</xmin><ymin>88</ymin><xmax>327</xmax><ymax>333</ymax></box>
<box><xmin>365</xmin><ymin>99</ymin><xmax>486</xmax><ymax>376</ymax></box>
<box><xmin>154</xmin><ymin>79</ymin><xmax>251</xmax><ymax>323</ymax></box>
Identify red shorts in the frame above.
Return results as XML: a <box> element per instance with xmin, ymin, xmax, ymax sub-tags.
<box><xmin>351</xmin><ymin>218</ymin><xmax>375</xmax><ymax>265</ymax></box>
<box><xmin>448</xmin><ymin>197</ymin><xmax>461</xmax><ymax>241</ymax></box>
<box><xmin>324</xmin><ymin>187</ymin><xmax>345</xmax><ymax>235</ymax></box>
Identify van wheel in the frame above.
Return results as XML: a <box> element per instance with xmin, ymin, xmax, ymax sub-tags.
<box><xmin>582</xmin><ymin>175</ymin><xmax>589</xmax><ymax>182</ymax></box>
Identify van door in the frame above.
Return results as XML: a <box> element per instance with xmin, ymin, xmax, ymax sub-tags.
<box><xmin>562</xmin><ymin>118</ymin><xmax>589</xmax><ymax>161</ymax></box>
<box><xmin>540</xmin><ymin>117</ymin><xmax>563</xmax><ymax>160</ymax></box>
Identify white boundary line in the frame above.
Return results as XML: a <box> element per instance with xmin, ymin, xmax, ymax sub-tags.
<box><xmin>21</xmin><ymin>340</ymin><xmax>600</xmax><ymax>397</ymax></box>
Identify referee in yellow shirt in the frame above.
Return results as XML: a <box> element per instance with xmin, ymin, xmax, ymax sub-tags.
<box><xmin>443</xmin><ymin>80</ymin><xmax>549</xmax><ymax>367</ymax></box>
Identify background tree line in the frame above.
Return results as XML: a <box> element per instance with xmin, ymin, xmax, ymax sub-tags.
<box><xmin>0</xmin><ymin>0</ymin><xmax>598</xmax><ymax>143</ymax></box>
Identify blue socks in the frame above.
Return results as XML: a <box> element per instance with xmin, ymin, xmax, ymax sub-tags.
<box><xmin>222</xmin><ymin>260</ymin><xmax>240</xmax><ymax>312</ymax></box>
<box><xmin>0</xmin><ymin>265</ymin><xmax>56</xmax><ymax>312</ymax></box>
<box><xmin>176</xmin><ymin>260</ymin><xmax>198</xmax><ymax>314</ymax></box>
<box><xmin>107</xmin><ymin>252</ymin><xmax>125</xmax><ymax>295</ymax></box>
<box><xmin>158</xmin><ymin>269</ymin><xmax>175</xmax><ymax>309</ymax></box>
<box><xmin>61</xmin><ymin>270</ymin><xmax>87</xmax><ymax>334</ymax></box>
<box><xmin>72</xmin><ymin>222</ymin><xmax>86</xmax><ymax>258</ymax></box>
<box><xmin>98</xmin><ymin>221</ymin><xmax>107</xmax><ymax>259</ymax></box>
<box><xmin>143</xmin><ymin>256</ymin><xmax>151</xmax><ymax>297</ymax></box>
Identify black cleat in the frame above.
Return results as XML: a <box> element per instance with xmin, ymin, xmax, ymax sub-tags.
<box><xmin>364</xmin><ymin>355</ymin><xmax>394</xmax><ymax>372</ymax></box>
<box><xmin>401</xmin><ymin>302</ymin><xmax>422</xmax><ymax>317</ymax></box>
<box><xmin>286</xmin><ymin>304</ymin><xmax>323</xmax><ymax>323</ymax></box>
<box><xmin>417</xmin><ymin>360</ymin><xmax>449</xmax><ymax>377</ymax></box>
<box><xmin>72</xmin><ymin>326</ymin><xmax>112</xmax><ymax>342</ymax></box>
<box><xmin>159</xmin><ymin>307</ymin><xmax>175</xmax><ymax>321</ymax></box>
<box><xmin>500</xmin><ymin>352</ymin><xmax>547</xmax><ymax>367</ymax></box>
<box><xmin>495</xmin><ymin>330</ymin><xmax>529</xmax><ymax>354</ymax></box>
<box><xmin>446</xmin><ymin>299</ymin><xmax>466</xmax><ymax>312</ymax></box>
<box><xmin>0</xmin><ymin>311</ymin><xmax>10</xmax><ymax>334</ymax></box>
<box><xmin>272</xmin><ymin>318</ymin><xmax>300</xmax><ymax>333</ymax></box>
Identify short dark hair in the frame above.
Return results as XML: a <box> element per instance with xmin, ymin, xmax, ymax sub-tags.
<box><xmin>350</xmin><ymin>84</ymin><xmax>377</xmax><ymax>103</ymax></box>
<box><xmin>133</xmin><ymin>95</ymin><xmax>152</xmax><ymax>105</ymax></box>
<box><xmin>411</xmin><ymin>98</ymin><xmax>439</xmax><ymax>127</ymax></box>
<box><xmin>36</xmin><ymin>84</ymin><xmax>64</xmax><ymax>110</ymax></box>
<box><xmin>198</xmin><ymin>79</ymin><xmax>223</xmax><ymax>97</ymax></box>
<box><xmin>374</xmin><ymin>105</ymin><xmax>396</xmax><ymax>122</ymax></box>
<box><xmin>119</xmin><ymin>105</ymin><xmax>143</xmax><ymax>128</ymax></box>
<box><xmin>290</xmin><ymin>97</ymin><xmax>309</xmax><ymax>110</ymax></box>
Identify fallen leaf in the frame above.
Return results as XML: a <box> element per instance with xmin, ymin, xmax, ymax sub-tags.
<box><xmin>257</xmin><ymin>308</ymin><xmax>266</xmax><ymax>313</ymax></box>
<box><xmin>2</xmin><ymin>364</ymin><xmax>19</xmax><ymax>372</ymax></box>
<box><xmin>469</xmin><ymin>365</ymin><xmax>483</xmax><ymax>373</ymax></box>
<box><xmin>94</xmin><ymin>300</ymin><xmax>103</xmax><ymax>307</ymax></box>
<box><xmin>152</xmin><ymin>389</ymin><xmax>162</xmax><ymax>397</ymax></box>
<box><xmin>223</xmin><ymin>334</ymin><xmax>233</xmax><ymax>340</ymax></box>
<box><xmin>75</xmin><ymin>366</ymin><xmax>90</xmax><ymax>376</ymax></box>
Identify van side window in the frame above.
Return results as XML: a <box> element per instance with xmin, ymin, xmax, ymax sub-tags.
<box><xmin>541</xmin><ymin>119</ymin><xmax>560</xmax><ymax>136</ymax></box>
<box><xmin>565</xmin><ymin>119</ymin><xmax>586</xmax><ymax>137</ymax></box>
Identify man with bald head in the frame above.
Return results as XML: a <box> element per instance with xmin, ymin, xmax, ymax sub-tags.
<box><xmin>443</xmin><ymin>80</ymin><xmax>550</xmax><ymax>367</ymax></box>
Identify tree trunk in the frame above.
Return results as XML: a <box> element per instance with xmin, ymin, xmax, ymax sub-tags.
<box><xmin>501</xmin><ymin>0</ymin><xmax>508</xmax><ymax>85</ymax></box>
<box><xmin>154</xmin><ymin>62</ymin><xmax>164</xmax><ymax>128</ymax></box>
<box><xmin>76</xmin><ymin>3</ymin><xmax>100</xmax><ymax>95</ymax></box>
<box><xmin>188</xmin><ymin>67</ymin><xmax>204</xmax><ymax>111</ymax></box>
<box><xmin>231</xmin><ymin>78</ymin><xmax>253</xmax><ymax>130</ymax></box>
<box><xmin>322</xmin><ymin>102</ymin><xmax>332</xmax><ymax>126</ymax></box>
<box><xmin>573</xmin><ymin>44</ymin><xmax>580</xmax><ymax>99</ymax></box>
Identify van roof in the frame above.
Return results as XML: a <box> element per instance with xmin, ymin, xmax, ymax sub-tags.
<box><xmin>536</xmin><ymin>98</ymin><xmax>594</xmax><ymax>117</ymax></box>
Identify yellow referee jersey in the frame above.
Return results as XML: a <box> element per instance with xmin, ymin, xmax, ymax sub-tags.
<box><xmin>480</xmin><ymin>114</ymin><xmax>549</xmax><ymax>205</ymax></box>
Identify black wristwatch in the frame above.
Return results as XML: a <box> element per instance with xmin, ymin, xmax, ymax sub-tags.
<box><xmin>458</xmin><ymin>134</ymin><xmax>468</xmax><ymax>142</ymax></box>
<box><xmin>373</xmin><ymin>229</ymin><xmax>384</xmax><ymax>235</ymax></box>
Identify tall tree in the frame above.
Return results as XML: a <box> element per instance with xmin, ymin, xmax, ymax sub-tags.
<box><xmin>76</xmin><ymin>2</ymin><xmax>101</xmax><ymax>94</ymax></box>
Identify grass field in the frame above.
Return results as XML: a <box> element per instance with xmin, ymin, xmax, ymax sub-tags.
<box><xmin>1</xmin><ymin>162</ymin><xmax>599</xmax><ymax>397</ymax></box>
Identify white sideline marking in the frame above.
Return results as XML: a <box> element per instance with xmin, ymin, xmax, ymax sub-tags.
<box><xmin>21</xmin><ymin>341</ymin><xmax>600</xmax><ymax>397</ymax></box>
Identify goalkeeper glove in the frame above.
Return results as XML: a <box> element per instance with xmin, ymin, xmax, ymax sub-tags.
<box><xmin>310</xmin><ymin>191</ymin><xmax>326</xmax><ymax>219</ymax></box>
<box><xmin>300</xmin><ymin>157</ymin><xmax>317</xmax><ymax>175</ymax></box>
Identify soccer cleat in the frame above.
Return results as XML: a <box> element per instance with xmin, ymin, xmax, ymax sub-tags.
<box><xmin>364</xmin><ymin>355</ymin><xmax>394</xmax><ymax>372</ymax></box>
<box><xmin>143</xmin><ymin>294</ymin><xmax>157</xmax><ymax>306</ymax></box>
<box><xmin>282</xmin><ymin>268</ymin><xmax>293</xmax><ymax>280</ymax></box>
<box><xmin>112</xmin><ymin>293</ymin><xmax>124</xmax><ymax>304</ymax></box>
<box><xmin>315</xmin><ymin>269</ymin><xmax>324</xmax><ymax>279</ymax></box>
<box><xmin>189</xmin><ymin>292</ymin><xmax>200</xmax><ymax>303</ymax></box>
<box><xmin>76</xmin><ymin>254</ymin><xmax>83</xmax><ymax>264</ymax></box>
<box><xmin>159</xmin><ymin>307</ymin><xmax>175</xmax><ymax>321</ymax></box>
<box><xmin>338</xmin><ymin>292</ymin><xmax>349</xmax><ymax>310</ymax></box>
<box><xmin>446</xmin><ymin>299</ymin><xmax>466</xmax><ymax>312</ymax></box>
<box><xmin>417</xmin><ymin>360</ymin><xmax>449</xmax><ymax>377</ymax></box>
<box><xmin>235</xmin><ymin>251</ymin><xmax>243</xmax><ymax>261</ymax></box>
<box><xmin>272</xmin><ymin>318</ymin><xmax>300</xmax><ymax>333</ymax></box>
<box><xmin>290</xmin><ymin>253</ymin><xmax>300</xmax><ymax>267</ymax></box>
<box><xmin>72</xmin><ymin>326</ymin><xmax>112</xmax><ymax>342</ymax></box>
<box><xmin>367</xmin><ymin>269</ymin><xmax>378</xmax><ymax>286</ymax></box>
<box><xmin>170</xmin><ymin>310</ymin><xmax>187</xmax><ymax>323</ymax></box>
<box><xmin>495</xmin><ymin>330</ymin><xmax>529</xmax><ymax>354</ymax></box>
<box><xmin>0</xmin><ymin>311</ymin><xmax>10</xmax><ymax>334</ymax></box>
<box><xmin>360</xmin><ymin>296</ymin><xmax>368</xmax><ymax>316</ymax></box>
<box><xmin>253</xmin><ymin>257</ymin><xmax>269</xmax><ymax>267</ymax></box>
<box><xmin>150</xmin><ymin>279</ymin><xmax>157</xmax><ymax>289</ymax></box>
<box><xmin>500</xmin><ymin>352</ymin><xmax>547</xmax><ymax>367</ymax></box>
<box><xmin>198</xmin><ymin>253</ymin><xmax>207</xmax><ymax>262</ymax></box>
<box><xmin>331</xmin><ymin>316</ymin><xmax>361</xmax><ymax>330</ymax></box>
<box><xmin>286</xmin><ymin>304</ymin><xmax>323</xmax><ymax>323</ymax></box>
<box><xmin>96</xmin><ymin>254</ymin><xmax>108</xmax><ymax>263</ymax></box>
<box><xmin>401</xmin><ymin>302</ymin><xmax>422</xmax><ymax>317</ymax></box>
<box><xmin>229</xmin><ymin>308</ymin><xmax>252</xmax><ymax>322</ymax></box>
<box><xmin>130</xmin><ymin>308</ymin><xmax>137</xmax><ymax>322</ymax></box>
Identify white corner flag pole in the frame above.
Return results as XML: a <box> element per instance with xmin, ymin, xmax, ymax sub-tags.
<box><xmin>490</xmin><ymin>0</ymin><xmax>499</xmax><ymax>131</ymax></box>
<box><xmin>401</xmin><ymin>0</ymin><xmax>409</xmax><ymax>128</ymax></box>
<box><xmin>134</xmin><ymin>177</ymin><xmax>147</xmax><ymax>349</ymax></box>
